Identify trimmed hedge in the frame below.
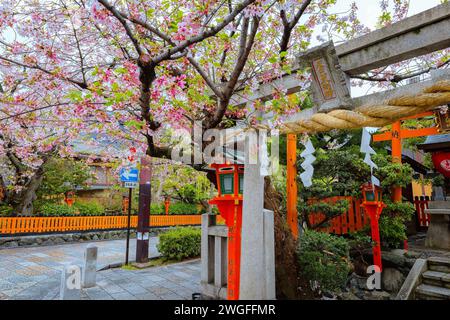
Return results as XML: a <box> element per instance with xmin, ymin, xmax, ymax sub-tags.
<box><xmin>151</xmin><ymin>202</ymin><xmax>201</xmax><ymax>215</ymax></box>
<box><xmin>157</xmin><ymin>227</ymin><xmax>201</xmax><ymax>261</ymax></box>
<box><xmin>35</xmin><ymin>201</ymin><xmax>105</xmax><ymax>216</ymax></box>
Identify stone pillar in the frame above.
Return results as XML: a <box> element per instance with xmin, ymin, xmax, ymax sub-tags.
<box><xmin>60</xmin><ymin>265</ymin><xmax>81</xmax><ymax>300</ymax></box>
<box><xmin>239</xmin><ymin>132</ymin><xmax>265</xmax><ymax>299</ymax></box>
<box><xmin>425</xmin><ymin>201</ymin><xmax>450</xmax><ymax>250</ymax></box>
<box><xmin>263</xmin><ymin>209</ymin><xmax>276</xmax><ymax>300</ymax></box>
<box><xmin>82</xmin><ymin>244</ymin><xmax>98</xmax><ymax>288</ymax></box>
<box><xmin>201</xmin><ymin>214</ymin><xmax>215</xmax><ymax>287</ymax></box>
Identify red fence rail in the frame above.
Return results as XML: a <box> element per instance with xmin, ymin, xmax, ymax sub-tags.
<box><xmin>414</xmin><ymin>196</ymin><xmax>430</xmax><ymax>228</ymax></box>
<box><xmin>307</xmin><ymin>196</ymin><xmax>370</xmax><ymax>235</ymax></box>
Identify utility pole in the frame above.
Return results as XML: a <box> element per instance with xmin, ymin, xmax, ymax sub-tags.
<box><xmin>136</xmin><ymin>155</ymin><xmax>152</xmax><ymax>263</ymax></box>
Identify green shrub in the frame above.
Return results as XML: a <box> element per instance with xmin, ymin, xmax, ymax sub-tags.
<box><xmin>379</xmin><ymin>215</ymin><xmax>407</xmax><ymax>249</ymax></box>
<box><xmin>73</xmin><ymin>202</ymin><xmax>105</xmax><ymax>216</ymax></box>
<box><xmin>168</xmin><ymin>202</ymin><xmax>199</xmax><ymax>215</ymax></box>
<box><xmin>157</xmin><ymin>227</ymin><xmax>201</xmax><ymax>261</ymax></box>
<box><xmin>150</xmin><ymin>203</ymin><xmax>164</xmax><ymax>214</ymax></box>
<box><xmin>34</xmin><ymin>201</ymin><xmax>104</xmax><ymax>216</ymax></box>
<box><xmin>297</xmin><ymin>230</ymin><xmax>351</xmax><ymax>292</ymax></box>
<box><xmin>36</xmin><ymin>202</ymin><xmax>77</xmax><ymax>217</ymax></box>
<box><xmin>0</xmin><ymin>204</ymin><xmax>13</xmax><ymax>217</ymax></box>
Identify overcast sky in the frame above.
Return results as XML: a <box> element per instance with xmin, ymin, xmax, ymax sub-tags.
<box><xmin>328</xmin><ymin>0</ymin><xmax>443</xmax><ymax>97</ymax></box>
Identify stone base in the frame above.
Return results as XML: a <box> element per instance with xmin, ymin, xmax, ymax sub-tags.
<box><xmin>425</xmin><ymin>202</ymin><xmax>450</xmax><ymax>251</ymax></box>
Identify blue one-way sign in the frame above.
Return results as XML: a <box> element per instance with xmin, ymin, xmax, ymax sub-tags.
<box><xmin>120</xmin><ymin>167</ymin><xmax>139</xmax><ymax>182</ymax></box>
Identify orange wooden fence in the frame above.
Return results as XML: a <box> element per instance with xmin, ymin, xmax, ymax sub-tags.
<box><xmin>307</xmin><ymin>196</ymin><xmax>370</xmax><ymax>235</ymax></box>
<box><xmin>0</xmin><ymin>215</ymin><xmax>224</xmax><ymax>235</ymax></box>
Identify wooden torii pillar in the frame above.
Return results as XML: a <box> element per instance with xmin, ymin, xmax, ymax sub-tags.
<box><xmin>286</xmin><ymin>134</ymin><xmax>298</xmax><ymax>238</ymax></box>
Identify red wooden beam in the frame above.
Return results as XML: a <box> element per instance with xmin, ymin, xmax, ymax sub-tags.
<box><xmin>373</xmin><ymin>126</ymin><xmax>439</xmax><ymax>142</ymax></box>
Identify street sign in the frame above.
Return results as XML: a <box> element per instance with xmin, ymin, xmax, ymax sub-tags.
<box><xmin>124</xmin><ymin>182</ymin><xmax>137</xmax><ymax>188</ymax></box>
<box><xmin>120</xmin><ymin>167</ymin><xmax>139</xmax><ymax>182</ymax></box>
<box><xmin>120</xmin><ymin>166</ymin><xmax>139</xmax><ymax>266</ymax></box>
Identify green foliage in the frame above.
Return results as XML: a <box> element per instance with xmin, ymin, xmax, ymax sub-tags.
<box><xmin>347</xmin><ymin>232</ymin><xmax>373</xmax><ymax>253</ymax></box>
<box><xmin>169</xmin><ymin>202</ymin><xmax>200</xmax><ymax>215</ymax></box>
<box><xmin>73</xmin><ymin>201</ymin><xmax>105</xmax><ymax>216</ymax></box>
<box><xmin>34</xmin><ymin>201</ymin><xmax>105</xmax><ymax>216</ymax></box>
<box><xmin>0</xmin><ymin>204</ymin><xmax>13</xmax><ymax>217</ymax></box>
<box><xmin>157</xmin><ymin>227</ymin><xmax>201</xmax><ymax>261</ymax></box>
<box><xmin>159</xmin><ymin>165</ymin><xmax>210</xmax><ymax>204</ymax></box>
<box><xmin>432</xmin><ymin>174</ymin><xmax>445</xmax><ymax>187</ymax></box>
<box><xmin>378</xmin><ymin>216</ymin><xmax>407</xmax><ymax>249</ymax></box>
<box><xmin>383</xmin><ymin>201</ymin><xmax>415</xmax><ymax>221</ymax></box>
<box><xmin>373</xmin><ymin>154</ymin><xmax>413</xmax><ymax>189</ymax></box>
<box><xmin>150</xmin><ymin>202</ymin><xmax>200</xmax><ymax>215</ymax></box>
<box><xmin>150</xmin><ymin>203</ymin><xmax>164</xmax><ymax>214</ymax></box>
<box><xmin>297</xmin><ymin>230</ymin><xmax>351</xmax><ymax>292</ymax></box>
<box><xmin>300</xmin><ymin>148</ymin><xmax>370</xmax><ymax>199</ymax></box>
<box><xmin>35</xmin><ymin>202</ymin><xmax>77</xmax><ymax>216</ymax></box>
<box><xmin>37</xmin><ymin>158</ymin><xmax>94</xmax><ymax>198</ymax></box>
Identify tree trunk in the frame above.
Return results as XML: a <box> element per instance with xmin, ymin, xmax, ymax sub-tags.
<box><xmin>264</xmin><ymin>177</ymin><xmax>315</xmax><ymax>299</ymax></box>
<box><xmin>10</xmin><ymin>167</ymin><xmax>45</xmax><ymax>216</ymax></box>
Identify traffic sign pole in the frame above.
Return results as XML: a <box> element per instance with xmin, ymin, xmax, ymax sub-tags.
<box><xmin>125</xmin><ymin>187</ymin><xmax>132</xmax><ymax>265</ymax></box>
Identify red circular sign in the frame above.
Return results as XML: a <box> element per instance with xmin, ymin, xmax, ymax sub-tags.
<box><xmin>432</xmin><ymin>152</ymin><xmax>450</xmax><ymax>178</ymax></box>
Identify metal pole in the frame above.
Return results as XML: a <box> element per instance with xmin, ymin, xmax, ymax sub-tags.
<box><xmin>125</xmin><ymin>187</ymin><xmax>132</xmax><ymax>265</ymax></box>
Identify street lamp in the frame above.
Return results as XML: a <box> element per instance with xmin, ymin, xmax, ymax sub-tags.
<box><xmin>361</xmin><ymin>183</ymin><xmax>386</xmax><ymax>272</ymax></box>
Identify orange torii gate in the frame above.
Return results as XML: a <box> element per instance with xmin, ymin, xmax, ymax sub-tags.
<box><xmin>373</xmin><ymin>111</ymin><xmax>442</xmax><ymax>202</ymax></box>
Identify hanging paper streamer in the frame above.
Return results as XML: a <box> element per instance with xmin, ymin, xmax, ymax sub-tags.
<box><xmin>300</xmin><ymin>138</ymin><xmax>316</xmax><ymax>187</ymax></box>
<box><xmin>360</xmin><ymin>128</ymin><xmax>380</xmax><ymax>187</ymax></box>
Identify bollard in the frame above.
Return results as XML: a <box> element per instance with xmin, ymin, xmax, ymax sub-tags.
<box><xmin>82</xmin><ymin>244</ymin><xmax>98</xmax><ymax>288</ymax></box>
<box><xmin>60</xmin><ymin>265</ymin><xmax>81</xmax><ymax>300</ymax></box>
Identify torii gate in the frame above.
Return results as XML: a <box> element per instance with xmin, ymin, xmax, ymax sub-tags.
<box><xmin>234</xmin><ymin>3</ymin><xmax>450</xmax><ymax>299</ymax></box>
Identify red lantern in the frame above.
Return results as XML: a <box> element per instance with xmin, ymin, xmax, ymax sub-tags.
<box><xmin>431</xmin><ymin>151</ymin><xmax>450</xmax><ymax>178</ymax></box>
<box><xmin>164</xmin><ymin>197</ymin><xmax>170</xmax><ymax>216</ymax></box>
<box><xmin>209</xmin><ymin>163</ymin><xmax>244</xmax><ymax>300</ymax></box>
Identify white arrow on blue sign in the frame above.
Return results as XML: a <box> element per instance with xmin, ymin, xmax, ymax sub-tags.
<box><xmin>120</xmin><ymin>168</ymin><xmax>139</xmax><ymax>182</ymax></box>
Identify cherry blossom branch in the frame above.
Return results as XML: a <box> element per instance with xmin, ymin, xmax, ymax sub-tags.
<box><xmin>279</xmin><ymin>0</ymin><xmax>313</xmax><ymax>53</ymax></box>
<box><xmin>97</xmin><ymin>0</ymin><xmax>144</xmax><ymax>57</ymax></box>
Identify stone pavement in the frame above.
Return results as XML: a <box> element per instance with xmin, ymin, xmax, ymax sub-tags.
<box><xmin>80</xmin><ymin>259</ymin><xmax>200</xmax><ymax>300</ymax></box>
<box><xmin>0</xmin><ymin>237</ymin><xmax>160</xmax><ymax>300</ymax></box>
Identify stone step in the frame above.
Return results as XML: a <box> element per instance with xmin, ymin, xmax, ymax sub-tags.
<box><xmin>415</xmin><ymin>284</ymin><xmax>450</xmax><ymax>300</ymax></box>
<box><xmin>428</xmin><ymin>257</ymin><xmax>450</xmax><ymax>273</ymax></box>
<box><xmin>422</xmin><ymin>271</ymin><xmax>450</xmax><ymax>289</ymax></box>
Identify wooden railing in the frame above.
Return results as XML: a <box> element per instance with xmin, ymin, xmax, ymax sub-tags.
<box><xmin>307</xmin><ymin>196</ymin><xmax>370</xmax><ymax>235</ymax></box>
<box><xmin>414</xmin><ymin>196</ymin><xmax>430</xmax><ymax>228</ymax></box>
<box><xmin>0</xmin><ymin>215</ymin><xmax>224</xmax><ymax>235</ymax></box>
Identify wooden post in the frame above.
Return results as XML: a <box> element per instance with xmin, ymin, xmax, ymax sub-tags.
<box><xmin>286</xmin><ymin>134</ymin><xmax>298</xmax><ymax>239</ymax></box>
<box><xmin>391</xmin><ymin>121</ymin><xmax>403</xmax><ymax>202</ymax></box>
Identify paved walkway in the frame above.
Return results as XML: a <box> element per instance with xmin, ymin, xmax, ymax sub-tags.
<box><xmin>80</xmin><ymin>259</ymin><xmax>200</xmax><ymax>300</ymax></box>
<box><xmin>0</xmin><ymin>237</ymin><xmax>164</xmax><ymax>300</ymax></box>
